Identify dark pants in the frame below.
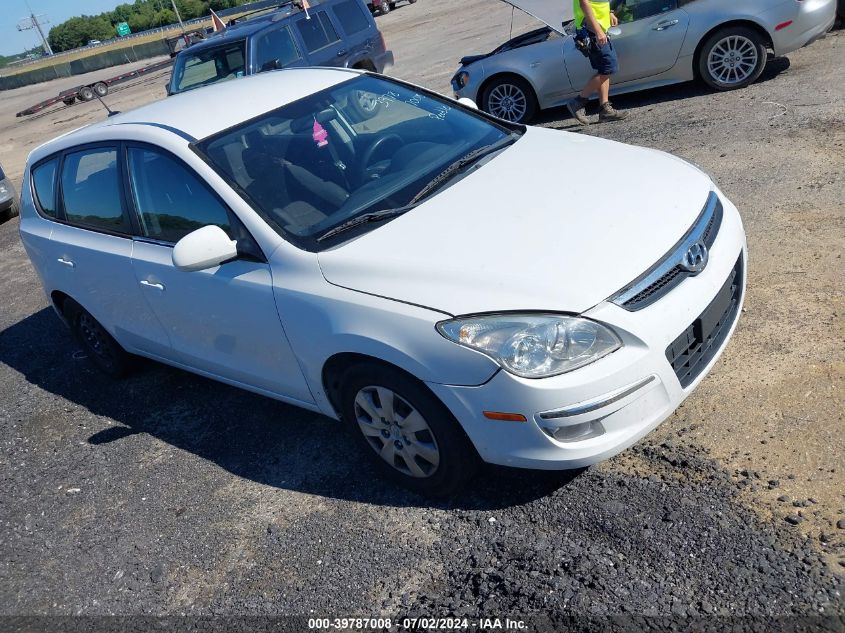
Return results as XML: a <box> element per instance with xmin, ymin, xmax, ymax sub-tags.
<box><xmin>576</xmin><ymin>27</ymin><xmax>619</xmax><ymax>76</ymax></box>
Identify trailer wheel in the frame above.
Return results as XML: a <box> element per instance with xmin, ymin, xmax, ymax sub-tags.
<box><xmin>93</xmin><ymin>82</ymin><xmax>108</xmax><ymax>97</ymax></box>
<box><xmin>62</xmin><ymin>97</ymin><xmax>76</xmax><ymax>106</ymax></box>
<box><xmin>77</xmin><ymin>86</ymin><xmax>95</xmax><ymax>102</ymax></box>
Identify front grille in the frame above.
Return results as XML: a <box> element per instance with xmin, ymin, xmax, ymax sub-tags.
<box><xmin>612</xmin><ymin>193</ymin><xmax>723</xmax><ymax>311</ymax></box>
<box><xmin>666</xmin><ymin>254</ymin><xmax>743</xmax><ymax>388</ymax></box>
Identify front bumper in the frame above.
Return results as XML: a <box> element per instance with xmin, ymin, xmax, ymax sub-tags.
<box><xmin>428</xmin><ymin>192</ymin><xmax>746</xmax><ymax>469</ymax></box>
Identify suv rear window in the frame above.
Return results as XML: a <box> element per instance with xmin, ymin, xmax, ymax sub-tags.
<box><xmin>295</xmin><ymin>12</ymin><xmax>340</xmax><ymax>52</ymax></box>
<box><xmin>172</xmin><ymin>41</ymin><xmax>246</xmax><ymax>93</ymax></box>
<box><xmin>332</xmin><ymin>0</ymin><xmax>369</xmax><ymax>35</ymax></box>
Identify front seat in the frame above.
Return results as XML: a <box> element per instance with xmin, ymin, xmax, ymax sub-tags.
<box><xmin>241</xmin><ymin>146</ymin><xmax>332</xmax><ymax>235</ymax></box>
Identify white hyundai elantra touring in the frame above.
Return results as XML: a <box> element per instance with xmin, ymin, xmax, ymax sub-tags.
<box><xmin>19</xmin><ymin>68</ymin><xmax>746</xmax><ymax>496</ymax></box>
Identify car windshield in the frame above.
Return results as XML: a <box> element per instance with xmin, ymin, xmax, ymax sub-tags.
<box><xmin>195</xmin><ymin>75</ymin><xmax>519</xmax><ymax>249</ymax></box>
<box><xmin>172</xmin><ymin>41</ymin><xmax>247</xmax><ymax>93</ymax></box>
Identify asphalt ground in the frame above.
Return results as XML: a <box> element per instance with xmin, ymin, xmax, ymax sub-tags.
<box><xmin>0</xmin><ymin>0</ymin><xmax>843</xmax><ymax>627</ymax></box>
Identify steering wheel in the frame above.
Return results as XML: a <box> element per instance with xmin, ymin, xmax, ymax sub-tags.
<box><xmin>357</xmin><ymin>134</ymin><xmax>403</xmax><ymax>185</ymax></box>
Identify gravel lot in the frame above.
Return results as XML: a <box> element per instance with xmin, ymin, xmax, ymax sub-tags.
<box><xmin>0</xmin><ymin>0</ymin><xmax>843</xmax><ymax>625</ymax></box>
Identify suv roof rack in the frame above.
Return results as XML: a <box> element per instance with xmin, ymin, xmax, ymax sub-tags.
<box><xmin>228</xmin><ymin>0</ymin><xmax>304</xmax><ymax>26</ymax></box>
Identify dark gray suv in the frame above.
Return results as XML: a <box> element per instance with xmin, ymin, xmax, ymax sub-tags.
<box><xmin>168</xmin><ymin>0</ymin><xmax>393</xmax><ymax>96</ymax></box>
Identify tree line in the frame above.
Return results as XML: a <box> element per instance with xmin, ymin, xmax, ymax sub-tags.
<box><xmin>47</xmin><ymin>0</ymin><xmax>254</xmax><ymax>53</ymax></box>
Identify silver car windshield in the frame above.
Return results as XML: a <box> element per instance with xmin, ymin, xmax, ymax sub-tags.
<box><xmin>196</xmin><ymin>75</ymin><xmax>520</xmax><ymax>249</ymax></box>
<box><xmin>172</xmin><ymin>41</ymin><xmax>247</xmax><ymax>94</ymax></box>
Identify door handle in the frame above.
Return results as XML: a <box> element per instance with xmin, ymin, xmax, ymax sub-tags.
<box><xmin>653</xmin><ymin>19</ymin><xmax>679</xmax><ymax>31</ymax></box>
<box><xmin>57</xmin><ymin>257</ymin><xmax>75</xmax><ymax>268</ymax></box>
<box><xmin>139</xmin><ymin>280</ymin><xmax>165</xmax><ymax>291</ymax></box>
<box><xmin>336</xmin><ymin>49</ymin><xmax>347</xmax><ymax>57</ymax></box>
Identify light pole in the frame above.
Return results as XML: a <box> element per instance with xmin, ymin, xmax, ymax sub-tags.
<box><xmin>17</xmin><ymin>1</ymin><xmax>53</xmax><ymax>56</ymax></box>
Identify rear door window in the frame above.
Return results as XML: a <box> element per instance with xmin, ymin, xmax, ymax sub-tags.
<box><xmin>332</xmin><ymin>0</ymin><xmax>370</xmax><ymax>35</ymax></box>
<box><xmin>32</xmin><ymin>158</ymin><xmax>59</xmax><ymax>218</ymax></box>
<box><xmin>126</xmin><ymin>146</ymin><xmax>232</xmax><ymax>243</ymax></box>
<box><xmin>60</xmin><ymin>148</ymin><xmax>129</xmax><ymax>232</ymax></box>
<box><xmin>296</xmin><ymin>11</ymin><xmax>341</xmax><ymax>52</ymax></box>
<box><xmin>255</xmin><ymin>25</ymin><xmax>301</xmax><ymax>72</ymax></box>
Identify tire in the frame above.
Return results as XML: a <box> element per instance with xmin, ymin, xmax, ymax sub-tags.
<box><xmin>389</xmin><ymin>1</ymin><xmax>397</xmax><ymax>8</ymax></box>
<box><xmin>77</xmin><ymin>86</ymin><xmax>95</xmax><ymax>102</ymax></box>
<box><xmin>379</xmin><ymin>0</ymin><xmax>390</xmax><ymax>14</ymax></box>
<box><xmin>93</xmin><ymin>82</ymin><xmax>108</xmax><ymax>97</ymax></box>
<box><xmin>1</xmin><ymin>200</ymin><xmax>19</xmax><ymax>222</ymax></box>
<box><xmin>481</xmin><ymin>75</ymin><xmax>537</xmax><ymax>124</ymax></box>
<box><xmin>340</xmin><ymin>364</ymin><xmax>478</xmax><ymax>497</ymax></box>
<box><xmin>698</xmin><ymin>26</ymin><xmax>766</xmax><ymax>91</ymax></box>
<box><xmin>409</xmin><ymin>0</ymin><xmax>417</xmax><ymax>4</ymax></box>
<box><xmin>64</xmin><ymin>299</ymin><xmax>132</xmax><ymax>378</ymax></box>
<box><xmin>347</xmin><ymin>87</ymin><xmax>383</xmax><ymax>120</ymax></box>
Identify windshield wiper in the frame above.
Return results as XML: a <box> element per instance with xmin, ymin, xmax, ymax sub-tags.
<box><xmin>315</xmin><ymin>135</ymin><xmax>516</xmax><ymax>243</ymax></box>
<box><xmin>407</xmin><ymin>135</ymin><xmax>517</xmax><ymax>205</ymax></box>
<box><xmin>316</xmin><ymin>204</ymin><xmax>415</xmax><ymax>242</ymax></box>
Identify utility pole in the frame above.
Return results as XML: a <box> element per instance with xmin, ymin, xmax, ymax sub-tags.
<box><xmin>171</xmin><ymin>0</ymin><xmax>186</xmax><ymax>33</ymax></box>
<box><xmin>17</xmin><ymin>1</ymin><xmax>53</xmax><ymax>56</ymax></box>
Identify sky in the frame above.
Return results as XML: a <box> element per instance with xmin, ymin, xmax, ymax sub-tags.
<box><xmin>2</xmin><ymin>0</ymin><xmax>125</xmax><ymax>57</ymax></box>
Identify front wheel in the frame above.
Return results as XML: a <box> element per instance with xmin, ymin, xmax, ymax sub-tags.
<box><xmin>481</xmin><ymin>75</ymin><xmax>537</xmax><ymax>124</ymax></box>
<box><xmin>698</xmin><ymin>26</ymin><xmax>766</xmax><ymax>91</ymax></box>
<box><xmin>340</xmin><ymin>364</ymin><xmax>478</xmax><ymax>497</ymax></box>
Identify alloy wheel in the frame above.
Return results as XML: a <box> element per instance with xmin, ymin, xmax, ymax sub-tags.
<box><xmin>354</xmin><ymin>385</ymin><xmax>440</xmax><ymax>478</ymax></box>
<box><xmin>707</xmin><ymin>35</ymin><xmax>759</xmax><ymax>86</ymax></box>
<box><xmin>355</xmin><ymin>90</ymin><xmax>379</xmax><ymax>114</ymax></box>
<box><xmin>487</xmin><ymin>83</ymin><xmax>528</xmax><ymax>122</ymax></box>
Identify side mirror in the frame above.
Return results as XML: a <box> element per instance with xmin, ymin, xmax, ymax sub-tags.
<box><xmin>172</xmin><ymin>225</ymin><xmax>238</xmax><ymax>272</ymax></box>
<box><xmin>607</xmin><ymin>26</ymin><xmax>622</xmax><ymax>37</ymax></box>
<box><xmin>260</xmin><ymin>59</ymin><xmax>282</xmax><ymax>72</ymax></box>
<box><xmin>457</xmin><ymin>97</ymin><xmax>478</xmax><ymax>110</ymax></box>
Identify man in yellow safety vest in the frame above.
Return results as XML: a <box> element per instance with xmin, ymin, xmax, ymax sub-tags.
<box><xmin>566</xmin><ymin>0</ymin><xmax>628</xmax><ymax>124</ymax></box>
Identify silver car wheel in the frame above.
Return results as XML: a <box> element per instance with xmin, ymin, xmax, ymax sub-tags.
<box><xmin>707</xmin><ymin>35</ymin><xmax>758</xmax><ymax>85</ymax></box>
<box><xmin>355</xmin><ymin>89</ymin><xmax>379</xmax><ymax>114</ymax></box>
<box><xmin>487</xmin><ymin>83</ymin><xmax>528</xmax><ymax>122</ymax></box>
<box><xmin>354</xmin><ymin>385</ymin><xmax>440</xmax><ymax>478</ymax></box>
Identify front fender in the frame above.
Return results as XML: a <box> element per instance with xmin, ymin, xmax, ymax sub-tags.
<box><xmin>270</xmin><ymin>254</ymin><xmax>500</xmax><ymax>417</ymax></box>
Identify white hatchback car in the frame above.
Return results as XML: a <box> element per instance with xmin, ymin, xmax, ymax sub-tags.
<box><xmin>19</xmin><ymin>68</ymin><xmax>746</xmax><ymax>496</ymax></box>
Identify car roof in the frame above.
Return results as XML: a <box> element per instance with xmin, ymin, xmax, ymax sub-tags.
<box><xmin>29</xmin><ymin>68</ymin><xmax>362</xmax><ymax>162</ymax></box>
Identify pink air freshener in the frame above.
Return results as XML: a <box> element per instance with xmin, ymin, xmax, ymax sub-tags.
<box><xmin>312</xmin><ymin>119</ymin><xmax>328</xmax><ymax>148</ymax></box>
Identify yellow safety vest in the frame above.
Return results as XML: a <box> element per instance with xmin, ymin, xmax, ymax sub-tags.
<box><xmin>574</xmin><ymin>0</ymin><xmax>612</xmax><ymax>31</ymax></box>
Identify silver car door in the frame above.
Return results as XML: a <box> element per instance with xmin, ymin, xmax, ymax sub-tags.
<box><xmin>611</xmin><ymin>1</ymin><xmax>691</xmax><ymax>84</ymax></box>
<box><xmin>562</xmin><ymin>1</ymin><xmax>690</xmax><ymax>92</ymax></box>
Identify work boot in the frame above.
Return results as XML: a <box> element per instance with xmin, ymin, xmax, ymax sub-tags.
<box><xmin>567</xmin><ymin>95</ymin><xmax>591</xmax><ymax>125</ymax></box>
<box><xmin>599</xmin><ymin>101</ymin><xmax>628</xmax><ymax>122</ymax></box>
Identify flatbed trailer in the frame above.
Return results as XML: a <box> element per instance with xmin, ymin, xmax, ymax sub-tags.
<box><xmin>16</xmin><ymin>58</ymin><xmax>174</xmax><ymax>118</ymax></box>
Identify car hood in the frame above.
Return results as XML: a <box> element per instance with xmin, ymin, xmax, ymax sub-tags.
<box><xmin>499</xmin><ymin>0</ymin><xmax>573</xmax><ymax>34</ymax></box>
<box><xmin>318</xmin><ymin>126</ymin><xmax>714</xmax><ymax>316</ymax></box>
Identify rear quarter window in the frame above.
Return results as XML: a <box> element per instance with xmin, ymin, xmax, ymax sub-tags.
<box><xmin>31</xmin><ymin>158</ymin><xmax>59</xmax><ymax>218</ymax></box>
<box><xmin>332</xmin><ymin>0</ymin><xmax>370</xmax><ymax>35</ymax></box>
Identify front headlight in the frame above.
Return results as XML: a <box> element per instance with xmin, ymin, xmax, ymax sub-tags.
<box><xmin>454</xmin><ymin>70</ymin><xmax>470</xmax><ymax>88</ymax></box>
<box><xmin>436</xmin><ymin>314</ymin><xmax>621</xmax><ymax>378</ymax></box>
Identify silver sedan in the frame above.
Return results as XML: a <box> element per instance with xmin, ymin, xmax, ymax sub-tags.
<box><xmin>452</xmin><ymin>0</ymin><xmax>837</xmax><ymax>123</ymax></box>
